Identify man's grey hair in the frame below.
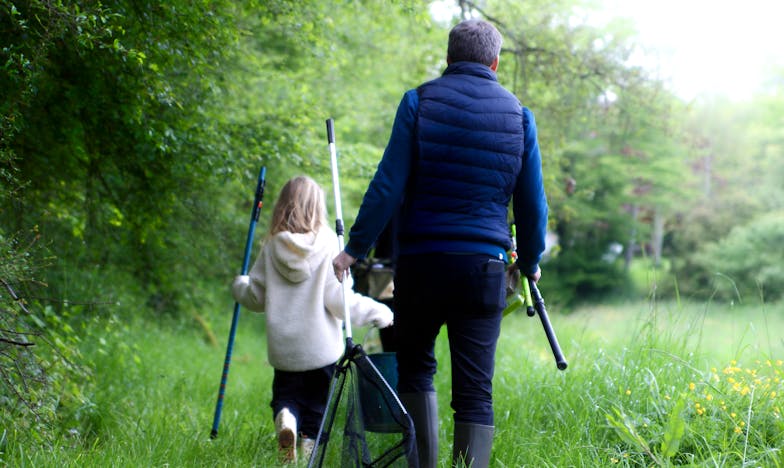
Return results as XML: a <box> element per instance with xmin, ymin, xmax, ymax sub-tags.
<box><xmin>447</xmin><ymin>19</ymin><xmax>502</xmax><ymax>66</ymax></box>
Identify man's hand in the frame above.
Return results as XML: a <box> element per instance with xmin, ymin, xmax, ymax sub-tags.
<box><xmin>526</xmin><ymin>265</ymin><xmax>542</xmax><ymax>283</ymax></box>
<box><xmin>332</xmin><ymin>250</ymin><xmax>356</xmax><ymax>282</ymax></box>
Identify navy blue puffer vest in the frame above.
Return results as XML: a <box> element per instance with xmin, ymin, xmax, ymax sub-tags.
<box><xmin>399</xmin><ymin>62</ymin><xmax>524</xmax><ymax>252</ymax></box>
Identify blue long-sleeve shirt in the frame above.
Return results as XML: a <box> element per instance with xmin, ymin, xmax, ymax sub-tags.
<box><xmin>345</xmin><ymin>88</ymin><xmax>548</xmax><ymax>275</ymax></box>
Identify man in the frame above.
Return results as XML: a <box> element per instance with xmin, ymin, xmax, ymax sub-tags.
<box><xmin>333</xmin><ymin>19</ymin><xmax>548</xmax><ymax>468</ymax></box>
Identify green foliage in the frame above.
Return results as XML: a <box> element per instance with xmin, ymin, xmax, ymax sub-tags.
<box><xmin>0</xmin><ymin>0</ymin><xmax>253</xmax><ymax>313</ymax></box>
<box><xmin>2</xmin><ymin>0</ymin><xmax>781</xmax><ymax>307</ymax></box>
<box><xmin>606</xmin><ymin>407</ymin><xmax>659</xmax><ymax>464</ymax></box>
<box><xmin>1</xmin><ymin>0</ymin><xmax>443</xmax><ymax>316</ymax></box>
<box><xmin>660</xmin><ymin>395</ymin><xmax>686</xmax><ymax>459</ymax></box>
<box><xmin>603</xmin><ymin>356</ymin><xmax>784</xmax><ymax>466</ymax></box>
<box><xmin>0</xmin><ymin>228</ymin><xmax>92</xmax><ymax>446</ymax></box>
<box><xmin>462</xmin><ymin>1</ymin><xmax>699</xmax><ymax>305</ymax></box>
<box><xmin>5</xmin><ymin>295</ymin><xmax>784</xmax><ymax>466</ymax></box>
<box><xmin>2</xmin><ymin>0</ymin><xmax>783</xmax><ymax>460</ymax></box>
<box><xmin>669</xmin><ymin>89</ymin><xmax>784</xmax><ymax>301</ymax></box>
<box><xmin>586</xmin><ymin>302</ymin><xmax>784</xmax><ymax>467</ymax></box>
<box><xmin>694</xmin><ymin>211</ymin><xmax>784</xmax><ymax>302</ymax></box>
<box><xmin>542</xmin><ymin>87</ymin><xmax>694</xmax><ymax>305</ymax></box>
<box><xmin>222</xmin><ymin>0</ymin><xmax>442</xmax><ymax>226</ymax></box>
<box><xmin>545</xmin><ymin>245</ymin><xmax>630</xmax><ymax>307</ymax></box>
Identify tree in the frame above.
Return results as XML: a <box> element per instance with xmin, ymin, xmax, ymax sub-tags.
<box><xmin>669</xmin><ymin>73</ymin><xmax>784</xmax><ymax>301</ymax></box>
<box><xmin>454</xmin><ymin>0</ymin><xmax>693</xmax><ymax>303</ymax></box>
<box><xmin>1</xmin><ymin>0</ymin><xmax>252</xmax><ymax>313</ymax></box>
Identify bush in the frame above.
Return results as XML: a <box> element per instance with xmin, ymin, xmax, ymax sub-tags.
<box><xmin>0</xmin><ymin>228</ymin><xmax>93</xmax><ymax>446</ymax></box>
<box><xmin>695</xmin><ymin>211</ymin><xmax>784</xmax><ymax>302</ymax></box>
<box><xmin>544</xmin><ymin>247</ymin><xmax>631</xmax><ymax>309</ymax></box>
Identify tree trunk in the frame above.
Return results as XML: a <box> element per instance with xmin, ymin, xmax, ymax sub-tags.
<box><xmin>651</xmin><ymin>208</ymin><xmax>665</xmax><ymax>267</ymax></box>
<box><xmin>624</xmin><ymin>204</ymin><xmax>639</xmax><ymax>271</ymax></box>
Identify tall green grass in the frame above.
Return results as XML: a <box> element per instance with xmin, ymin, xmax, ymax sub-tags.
<box><xmin>3</xmin><ymin>298</ymin><xmax>782</xmax><ymax>466</ymax></box>
<box><xmin>493</xmin><ymin>300</ymin><xmax>783</xmax><ymax>467</ymax></box>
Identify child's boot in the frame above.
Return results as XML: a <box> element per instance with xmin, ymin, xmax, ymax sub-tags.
<box><xmin>299</xmin><ymin>435</ymin><xmax>315</xmax><ymax>462</ymax></box>
<box><xmin>274</xmin><ymin>407</ymin><xmax>297</xmax><ymax>462</ymax></box>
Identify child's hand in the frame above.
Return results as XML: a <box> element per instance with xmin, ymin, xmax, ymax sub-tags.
<box><xmin>233</xmin><ymin>275</ymin><xmax>250</xmax><ymax>288</ymax></box>
<box><xmin>374</xmin><ymin>318</ymin><xmax>393</xmax><ymax>329</ymax></box>
<box><xmin>378</xmin><ymin>318</ymin><xmax>394</xmax><ymax>328</ymax></box>
<box><xmin>232</xmin><ymin>275</ymin><xmax>250</xmax><ymax>299</ymax></box>
<box><xmin>372</xmin><ymin>310</ymin><xmax>393</xmax><ymax>329</ymax></box>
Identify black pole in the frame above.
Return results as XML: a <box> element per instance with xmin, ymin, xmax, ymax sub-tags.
<box><xmin>210</xmin><ymin>166</ymin><xmax>267</xmax><ymax>439</ymax></box>
<box><xmin>528</xmin><ymin>279</ymin><xmax>568</xmax><ymax>370</ymax></box>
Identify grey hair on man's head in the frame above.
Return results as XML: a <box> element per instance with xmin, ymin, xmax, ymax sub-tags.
<box><xmin>447</xmin><ymin>19</ymin><xmax>502</xmax><ymax>66</ymax></box>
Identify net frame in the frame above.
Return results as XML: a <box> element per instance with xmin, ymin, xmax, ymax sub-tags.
<box><xmin>316</xmin><ymin>119</ymin><xmax>417</xmax><ymax>467</ymax></box>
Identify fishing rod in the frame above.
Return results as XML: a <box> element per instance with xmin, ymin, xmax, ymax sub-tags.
<box><xmin>210</xmin><ymin>165</ymin><xmax>267</xmax><ymax>439</ymax></box>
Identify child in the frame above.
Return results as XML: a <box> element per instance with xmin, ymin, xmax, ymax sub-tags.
<box><xmin>231</xmin><ymin>175</ymin><xmax>393</xmax><ymax>463</ymax></box>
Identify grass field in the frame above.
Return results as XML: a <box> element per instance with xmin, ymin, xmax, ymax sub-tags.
<box><xmin>3</xmin><ymin>298</ymin><xmax>783</xmax><ymax>467</ymax></box>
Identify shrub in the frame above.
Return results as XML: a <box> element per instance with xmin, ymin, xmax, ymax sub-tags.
<box><xmin>696</xmin><ymin>211</ymin><xmax>784</xmax><ymax>302</ymax></box>
<box><xmin>0</xmin><ymin>228</ymin><xmax>93</xmax><ymax>445</ymax></box>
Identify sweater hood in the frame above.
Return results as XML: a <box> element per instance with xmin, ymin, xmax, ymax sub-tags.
<box><xmin>268</xmin><ymin>229</ymin><xmax>332</xmax><ymax>283</ymax></box>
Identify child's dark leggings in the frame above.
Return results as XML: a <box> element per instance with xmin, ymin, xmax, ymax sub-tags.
<box><xmin>271</xmin><ymin>363</ymin><xmax>336</xmax><ymax>438</ymax></box>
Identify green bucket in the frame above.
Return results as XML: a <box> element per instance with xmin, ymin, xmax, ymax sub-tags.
<box><xmin>358</xmin><ymin>352</ymin><xmax>400</xmax><ymax>433</ymax></box>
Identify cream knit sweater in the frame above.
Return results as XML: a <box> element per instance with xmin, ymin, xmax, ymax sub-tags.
<box><xmin>232</xmin><ymin>228</ymin><xmax>393</xmax><ymax>372</ymax></box>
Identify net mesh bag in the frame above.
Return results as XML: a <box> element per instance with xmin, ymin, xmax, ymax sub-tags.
<box><xmin>308</xmin><ymin>342</ymin><xmax>417</xmax><ymax>468</ymax></box>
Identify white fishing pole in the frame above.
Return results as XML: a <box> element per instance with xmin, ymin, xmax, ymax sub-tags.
<box><xmin>326</xmin><ymin>118</ymin><xmax>353</xmax><ymax>340</ymax></box>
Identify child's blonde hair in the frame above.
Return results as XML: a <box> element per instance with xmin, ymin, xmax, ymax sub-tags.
<box><xmin>269</xmin><ymin>176</ymin><xmax>327</xmax><ymax>235</ymax></box>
